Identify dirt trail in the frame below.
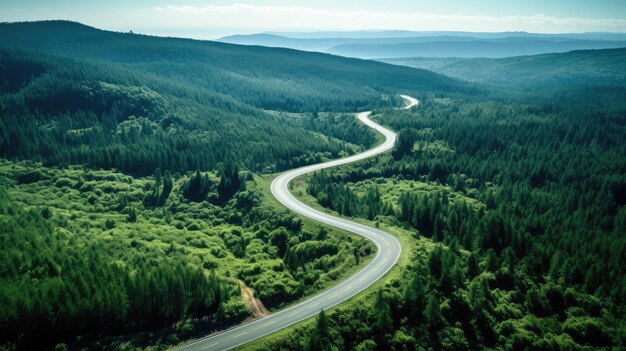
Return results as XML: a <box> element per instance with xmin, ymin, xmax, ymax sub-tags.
<box><xmin>240</xmin><ymin>282</ymin><xmax>270</xmax><ymax>318</ymax></box>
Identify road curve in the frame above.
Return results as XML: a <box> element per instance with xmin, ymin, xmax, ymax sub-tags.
<box><xmin>176</xmin><ymin>95</ymin><xmax>418</xmax><ymax>351</ymax></box>
<box><xmin>400</xmin><ymin>94</ymin><xmax>419</xmax><ymax>109</ymax></box>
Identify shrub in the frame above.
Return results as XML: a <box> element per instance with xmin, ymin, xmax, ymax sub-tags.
<box><xmin>54</xmin><ymin>177</ymin><xmax>74</xmax><ymax>188</ymax></box>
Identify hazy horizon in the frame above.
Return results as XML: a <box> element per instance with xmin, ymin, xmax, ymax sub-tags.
<box><xmin>3</xmin><ymin>22</ymin><xmax>626</xmax><ymax>42</ymax></box>
<box><xmin>2</xmin><ymin>1</ymin><xmax>626</xmax><ymax>40</ymax></box>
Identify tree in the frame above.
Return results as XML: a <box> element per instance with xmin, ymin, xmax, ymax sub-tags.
<box><xmin>428</xmin><ymin>245</ymin><xmax>444</xmax><ymax>279</ymax></box>
<box><xmin>218</xmin><ymin>162</ymin><xmax>243</xmax><ymax>203</ymax></box>
<box><xmin>404</xmin><ymin>268</ymin><xmax>426</xmax><ymax>323</ymax></box>
<box><xmin>269</xmin><ymin>227</ymin><xmax>289</xmax><ymax>257</ymax></box>
<box><xmin>425</xmin><ymin>294</ymin><xmax>442</xmax><ymax>333</ymax></box>
<box><xmin>183</xmin><ymin>170</ymin><xmax>211</xmax><ymax>202</ymax></box>
<box><xmin>307</xmin><ymin>309</ymin><xmax>333</xmax><ymax>351</ymax></box>
<box><xmin>467</xmin><ymin>253</ymin><xmax>479</xmax><ymax>279</ymax></box>
<box><xmin>127</xmin><ymin>206</ymin><xmax>137</xmax><ymax>222</ymax></box>
<box><xmin>158</xmin><ymin>170</ymin><xmax>173</xmax><ymax>206</ymax></box>
<box><xmin>373</xmin><ymin>289</ymin><xmax>393</xmax><ymax>348</ymax></box>
<box><xmin>393</xmin><ymin>128</ymin><xmax>415</xmax><ymax>159</ymax></box>
<box><xmin>143</xmin><ymin>168</ymin><xmax>173</xmax><ymax>207</ymax></box>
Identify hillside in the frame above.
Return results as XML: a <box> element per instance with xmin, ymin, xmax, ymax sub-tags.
<box><xmin>0</xmin><ymin>49</ymin><xmax>352</xmax><ymax>176</ymax></box>
<box><xmin>0</xmin><ymin>21</ymin><xmax>471</xmax><ymax>177</ymax></box>
<box><xmin>0</xmin><ymin>21</ymin><xmax>469</xmax><ymax>113</ymax></box>
<box><xmin>380</xmin><ymin>48</ymin><xmax>626</xmax><ymax>87</ymax></box>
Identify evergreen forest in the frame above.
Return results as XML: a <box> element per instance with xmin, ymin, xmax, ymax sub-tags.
<box><xmin>0</xmin><ymin>20</ymin><xmax>624</xmax><ymax>351</ymax></box>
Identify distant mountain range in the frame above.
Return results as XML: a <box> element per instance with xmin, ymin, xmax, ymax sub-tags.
<box><xmin>218</xmin><ymin>31</ymin><xmax>626</xmax><ymax>59</ymax></box>
<box><xmin>261</xmin><ymin>30</ymin><xmax>626</xmax><ymax>41</ymax></box>
<box><xmin>380</xmin><ymin>47</ymin><xmax>626</xmax><ymax>87</ymax></box>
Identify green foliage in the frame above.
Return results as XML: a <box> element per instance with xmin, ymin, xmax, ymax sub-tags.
<box><xmin>307</xmin><ymin>310</ymin><xmax>335</xmax><ymax>351</ymax></box>
<box><xmin>0</xmin><ymin>188</ymin><xmax>228</xmax><ymax>348</ymax></box>
<box><xmin>373</xmin><ymin>289</ymin><xmax>393</xmax><ymax>348</ymax></box>
<box><xmin>143</xmin><ymin>169</ymin><xmax>174</xmax><ymax>207</ymax></box>
<box><xmin>0</xmin><ymin>50</ymin><xmax>364</xmax><ymax>177</ymax></box>
<box><xmin>284</xmin><ymin>241</ymin><xmax>339</xmax><ymax>270</ymax></box>
<box><xmin>218</xmin><ymin>162</ymin><xmax>242</xmax><ymax>203</ymax></box>
<box><xmin>183</xmin><ymin>170</ymin><xmax>212</xmax><ymax>202</ymax></box>
<box><xmin>1</xmin><ymin>19</ymin><xmax>625</xmax><ymax>351</ymax></box>
<box><xmin>0</xmin><ymin>21</ymin><xmax>471</xmax><ymax>111</ymax></box>
<box><xmin>127</xmin><ymin>206</ymin><xmax>137</xmax><ymax>222</ymax></box>
<box><xmin>0</xmin><ymin>21</ymin><xmax>473</xmax><ymax>177</ymax></box>
<box><xmin>0</xmin><ymin>162</ymin><xmax>371</xmax><ymax>349</ymax></box>
<box><xmin>272</xmin><ymin>83</ymin><xmax>625</xmax><ymax>350</ymax></box>
<box><xmin>562</xmin><ymin>316</ymin><xmax>611</xmax><ymax>347</ymax></box>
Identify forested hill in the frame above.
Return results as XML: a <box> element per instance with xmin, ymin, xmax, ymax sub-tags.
<box><xmin>0</xmin><ymin>21</ymin><xmax>473</xmax><ymax>176</ymax></box>
<box><xmin>0</xmin><ymin>21</ymin><xmax>472</xmax><ymax>112</ymax></box>
<box><xmin>381</xmin><ymin>47</ymin><xmax>626</xmax><ymax>88</ymax></box>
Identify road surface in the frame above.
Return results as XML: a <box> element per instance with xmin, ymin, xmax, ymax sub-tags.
<box><xmin>176</xmin><ymin>95</ymin><xmax>418</xmax><ymax>351</ymax></box>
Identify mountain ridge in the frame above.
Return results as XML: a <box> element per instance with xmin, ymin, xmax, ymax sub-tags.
<box><xmin>0</xmin><ymin>20</ymin><xmax>473</xmax><ymax>111</ymax></box>
<box><xmin>380</xmin><ymin>47</ymin><xmax>626</xmax><ymax>87</ymax></box>
<box><xmin>218</xmin><ymin>30</ymin><xmax>626</xmax><ymax>58</ymax></box>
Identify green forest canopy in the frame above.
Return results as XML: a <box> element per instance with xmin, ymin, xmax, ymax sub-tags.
<box><xmin>0</xmin><ymin>20</ymin><xmax>624</xmax><ymax>351</ymax></box>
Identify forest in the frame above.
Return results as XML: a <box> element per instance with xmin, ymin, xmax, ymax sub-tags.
<box><xmin>253</xmin><ymin>85</ymin><xmax>626</xmax><ymax>350</ymax></box>
<box><xmin>380</xmin><ymin>47</ymin><xmax>626</xmax><ymax>88</ymax></box>
<box><xmin>0</xmin><ymin>21</ymin><xmax>473</xmax><ymax>113</ymax></box>
<box><xmin>0</xmin><ymin>49</ymin><xmax>366</xmax><ymax>176</ymax></box>
<box><xmin>0</xmin><ymin>160</ymin><xmax>375</xmax><ymax>350</ymax></box>
<box><xmin>0</xmin><ymin>21</ymin><xmax>472</xmax><ymax>177</ymax></box>
<box><xmin>0</xmin><ymin>20</ymin><xmax>624</xmax><ymax>351</ymax></box>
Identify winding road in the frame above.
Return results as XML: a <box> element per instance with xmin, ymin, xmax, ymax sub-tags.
<box><xmin>176</xmin><ymin>95</ymin><xmax>418</xmax><ymax>351</ymax></box>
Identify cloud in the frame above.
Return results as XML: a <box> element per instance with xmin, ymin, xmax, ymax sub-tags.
<box><xmin>153</xmin><ymin>3</ymin><xmax>626</xmax><ymax>32</ymax></box>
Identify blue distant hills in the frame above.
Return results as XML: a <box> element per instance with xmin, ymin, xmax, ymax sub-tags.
<box><xmin>218</xmin><ymin>30</ymin><xmax>626</xmax><ymax>58</ymax></box>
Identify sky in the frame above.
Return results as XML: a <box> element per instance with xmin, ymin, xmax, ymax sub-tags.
<box><xmin>1</xmin><ymin>0</ymin><xmax>626</xmax><ymax>39</ymax></box>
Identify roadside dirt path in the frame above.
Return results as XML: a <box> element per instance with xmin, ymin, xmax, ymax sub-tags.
<box><xmin>240</xmin><ymin>283</ymin><xmax>270</xmax><ymax>318</ymax></box>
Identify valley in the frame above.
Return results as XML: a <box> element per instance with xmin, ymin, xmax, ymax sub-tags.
<box><xmin>0</xmin><ymin>17</ymin><xmax>624</xmax><ymax>351</ymax></box>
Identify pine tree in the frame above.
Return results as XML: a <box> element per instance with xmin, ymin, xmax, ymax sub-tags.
<box><xmin>127</xmin><ymin>206</ymin><xmax>137</xmax><ymax>222</ymax></box>
<box><xmin>467</xmin><ymin>253</ymin><xmax>480</xmax><ymax>279</ymax></box>
<box><xmin>183</xmin><ymin>170</ymin><xmax>211</xmax><ymax>202</ymax></box>
<box><xmin>218</xmin><ymin>162</ymin><xmax>243</xmax><ymax>203</ymax></box>
<box><xmin>307</xmin><ymin>309</ymin><xmax>332</xmax><ymax>351</ymax></box>
<box><xmin>424</xmin><ymin>294</ymin><xmax>442</xmax><ymax>333</ymax></box>
<box><xmin>404</xmin><ymin>266</ymin><xmax>427</xmax><ymax>323</ymax></box>
<box><xmin>158</xmin><ymin>171</ymin><xmax>173</xmax><ymax>206</ymax></box>
<box><xmin>373</xmin><ymin>289</ymin><xmax>393</xmax><ymax>348</ymax></box>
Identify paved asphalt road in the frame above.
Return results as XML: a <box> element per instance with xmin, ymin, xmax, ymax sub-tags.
<box><xmin>175</xmin><ymin>95</ymin><xmax>418</xmax><ymax>351</ymax></box>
